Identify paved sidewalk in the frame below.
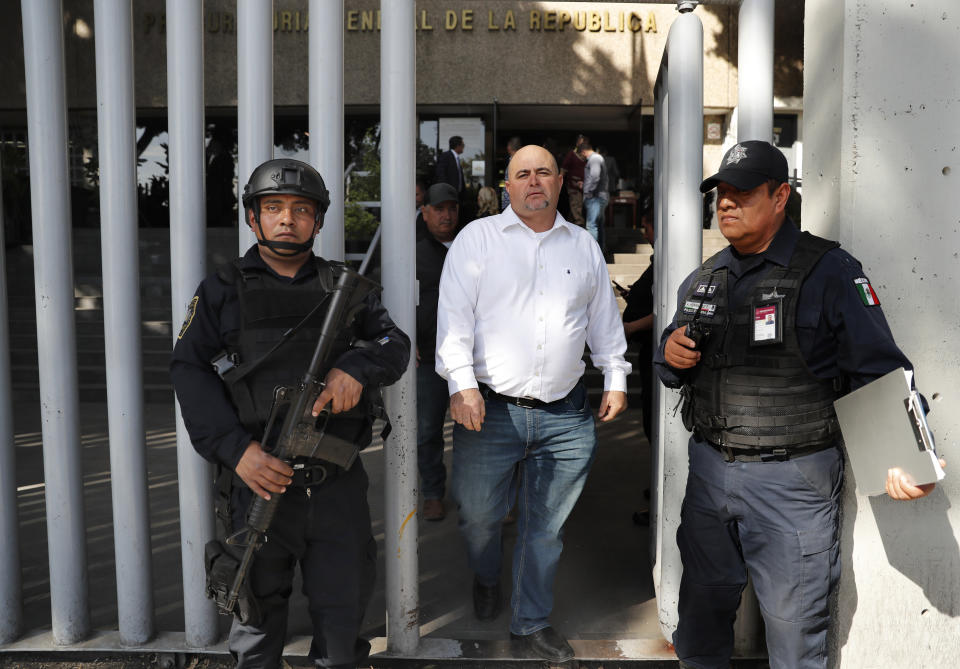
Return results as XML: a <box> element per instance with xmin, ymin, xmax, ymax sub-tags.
<box><xmin>10</xmin><ymin>400</ymin><xmax>666</xmax><ymax>660</ymax></box>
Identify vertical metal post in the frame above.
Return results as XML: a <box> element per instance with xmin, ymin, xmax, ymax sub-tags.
<box><xmin>491</xmin><ymin>98</ymin><xmax>498</xmax><ymax>188</ymax></box>
<box><xmin>650</xmin><ymin>80</ymin><xmax>666</xmax><ymax>572</ymax></box>
<box><xmin>380</xmin><ymin>0</ymin><xmax>420</xmax><ymax>654</ymax></box>
<box><xmin>737</xmin><ymin>0</ymin><xmax>775</xmax><ymax>142</ymax></box>
<box><xmin>0</xmin><ymin>135</ymin><xmax>22</xmax><ymax>646</ymax></box>
<box><xmin>166</xmin><ymin>0</ymin><xmax>219</xmax><ymax>647</ymax></box>
<box><xmin>652</xmin><ymin>7</ymin><xmax>703</xmax><ymax>642</ymax></box>
<box><xmin>237</xmin><ymin>0</ymin><xmax>274</xmax><ymax>254</ymax></box>
<box><xmin>93</xmin><ymin>0</ymin><xmax>155</xmax><ymax>645</ymax></box>
<box><xmin>309</xmin><ymin>0</ymin><xmax>344</xmax><ymax>261</ymax></box>
<box><xmin>21</xmin><ymin>0</ymin><xmax>91</xmax><ymax>645</ymax></box>
<box><xmin>733</xmin><ymin>0</ymin><xmax>773</xmax><ymax>649</ymax></box>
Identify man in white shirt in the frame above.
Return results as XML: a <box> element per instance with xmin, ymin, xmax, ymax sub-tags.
<box><xmin>436</xmin><ymin>145</ymin><xmax>630</xmax><ymax>664</ymax></box>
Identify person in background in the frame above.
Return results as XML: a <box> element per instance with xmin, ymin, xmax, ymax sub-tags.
<box><xmin>415</xmin><ymin>177</ymin><xmax>429</xmax><ymax>241</ymax></box>
<box><xmin>416</xmin><ymin>183</ymin><xmax>461</xmax><ymax>522</ymax></box>
<box><xmin>559</xmin><ymin>134</ymin><xmax>587</xmax><ymax>227</ymax></box>
<box><xmin>580</xmin><ymin>139</ymin><xmax>609</xmax><ymax>247</ymax></box>
<box><xmin>622</xmin><ymin>207</ymin><xmax>655</xmax><ymax>444</ymax></box>
<box><xmin>598</xmin><ymin>146</ymin><xmax>620</xmax><ymax>196</ymax></box>
<box><xmin>501</xmin><ymin>136</ymin><xmax>522</xmax><ymax>211</ymax></box>
<box><xmin>621</xmin><ymin>206</ymin><xmax>656</xmax><ymax>527</ymax></box>
<box><xmin>435</xmin><ymin>135</ymin><xmax>466</xmax><ymax>199</ymax></box>
<box><xmin>476</xmin><ymin>186</ymin><xmax>499</xmax><ymax>218</ymax></box>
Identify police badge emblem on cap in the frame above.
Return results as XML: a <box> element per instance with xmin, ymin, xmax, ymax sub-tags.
<box><xmin>700</xmin><ymin>140</ymin><xmax>789</xmax><ymax>193</ymax></box>
<box><xmin>726</xmin><ymin>144</ymin><xmax>748</xmax><ymax>165</ymax></box>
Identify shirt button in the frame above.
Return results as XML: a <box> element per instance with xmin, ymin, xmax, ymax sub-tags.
<box><xmin>537</xmin><ymin>344</ymin><xmax>542</xmax><ymax>350</ymax></box>
<box><xmin>539</xmin><ymin>316</ymin><xmax>544</xmax><ymax>321</ymax></box>
<box><xmin>539</xmin><ymin>265</ymin><xmax>544</xmax><ymax>269</ymax></box>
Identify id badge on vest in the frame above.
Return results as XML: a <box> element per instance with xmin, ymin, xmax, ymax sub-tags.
<box><xmin>751</xmin><ymin>296</ymin><xmax>783</xmax><ymax>346</ymax></box>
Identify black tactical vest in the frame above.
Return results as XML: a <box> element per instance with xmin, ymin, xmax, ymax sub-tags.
<box><xmin>678</xmin><ymin>232</ymin><xmax>843</xmax><ymax>450</ymax></box>
<box><xmin>217</xmin><ymin>257</ymin><xmax>361</xmax><ymax>443</ymax></box>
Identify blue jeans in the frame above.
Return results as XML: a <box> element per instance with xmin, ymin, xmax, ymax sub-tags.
<box><xmin>417</xmin><ymin>364</ymin><xmax>450</xmax><ymax>500</ymax></box>
<box><xmin>451</xmin><ymin>381</ymin><xmax>597</xmax><ymax>635</ymax></box>
<box><xmin>674</xmin><ymin>439</ymin><xmax>843</xmax><ymax>669</ymax></box>
<box><xmin>584</xmin><ymin>194</ymin><xmax>608</xmax><ymax>245</ymax></box>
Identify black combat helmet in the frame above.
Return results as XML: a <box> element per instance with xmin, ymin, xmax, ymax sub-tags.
<box><xmin>242</xmin><ymin>158</ymin><xmax>330</xmax><ymax>256</ymax></box>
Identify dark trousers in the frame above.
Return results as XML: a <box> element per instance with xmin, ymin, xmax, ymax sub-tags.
<box><xmin>229</xmin><ymin>462</ymin><xmax>376</xmax><ymax>669</ymax></box>
<box><xmin>567</xmin><ymin>188</ymin><xmax>585</xmax><ymax>227</ymax></box>
<box><xmin>417</xmin><ymin>364</ymin><xmax>450</xmax><ymax>500</ymax></box>
<box><xmin>674</xmin><ymin>439</ymin><xmax>843</xmax><ymax>669</ymax></box>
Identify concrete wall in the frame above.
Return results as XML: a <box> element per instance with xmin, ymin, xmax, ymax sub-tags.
<box><xmin>803</xmin><ymin>1</ymin><xmax>960</xmax><ymax>666</ymax></box>
<box><xmin>0</xmin><ymin>1</ymin><xmax>806</xmax><ymax>112</ymax></box>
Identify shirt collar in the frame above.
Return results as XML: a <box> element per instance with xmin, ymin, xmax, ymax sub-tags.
<box><xmin>712</xmin><ymin>217</ymin><xmax>798</xmax><ymax>275</ymax></box>
<box><xmin>496</xmin><ymin>206</ymin><xmax>571</xmax><ymax>235</ymax></box>
<box><xmin>239</xmin><ymin>244</ymin><xmax>319</xmax><ymax>281</ymax></box>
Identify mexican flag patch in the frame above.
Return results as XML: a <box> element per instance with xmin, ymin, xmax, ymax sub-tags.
<box><xmin>854</xmin><ymin>277</ymin><xmax>880</xmax><ymax>307</ymax></box>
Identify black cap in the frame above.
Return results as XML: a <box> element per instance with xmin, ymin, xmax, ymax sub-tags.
<box><xmin>425</xmin><ymin>183</ymin><xmax>459</xmax><ymax>206</ymax></box>
<box><xmin>699</xmin><ymin>140</ymin><xmax>788</xmax><ymax>193</ymax></box>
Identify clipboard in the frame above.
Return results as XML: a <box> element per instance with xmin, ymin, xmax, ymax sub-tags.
<box><xmin>833</xmin><ymin>367</ymin><xmax>945</xmax><ymax>496</ymax></box>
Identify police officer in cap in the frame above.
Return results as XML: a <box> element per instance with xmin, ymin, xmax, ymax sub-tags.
<box><xmin>654</xmin><ymin>140</ymin><xmax>941</xmax><ymax>669</ymax></box>
<box><xmin>171</xmin><ymin>158</ymin><xmax>410</xmax><ymax>668</ymax></box>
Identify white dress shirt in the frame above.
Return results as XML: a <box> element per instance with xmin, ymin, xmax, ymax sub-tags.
<box><xmin>436</xmin><ymin>207</ymin><xmax>630</xmax><ymax>401</ymax></box>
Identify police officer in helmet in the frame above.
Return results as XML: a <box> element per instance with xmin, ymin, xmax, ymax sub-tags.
<box><xmin>654</xmin><ymin>141</ymin><xmax>940</xmax><ymax>669</ymax></box>
<box><xmin>171</xmin><ymin>158</ymin><xmax>410</xmax><ymax>668</ymax></box>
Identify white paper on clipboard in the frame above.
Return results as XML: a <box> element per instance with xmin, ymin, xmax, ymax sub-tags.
<box><xmin>833</xmin><ymin>367</ymin><xmax>945</xmax><ymax>496</ymax></box>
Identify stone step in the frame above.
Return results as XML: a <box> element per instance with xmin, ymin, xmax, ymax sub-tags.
<box><xmin>611</xmin><ymin>252</ymin><xmax>653</xmax><ymax>264</ymax></box>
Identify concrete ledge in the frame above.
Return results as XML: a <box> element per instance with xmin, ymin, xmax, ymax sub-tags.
<box><xmin>1</xmin><ymin>630</ymin><xmax>768</xmax><ymax>666</ymax></box>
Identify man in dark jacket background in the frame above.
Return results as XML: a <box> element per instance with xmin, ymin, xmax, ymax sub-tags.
<box><xmin>416</xmin><ymin>182</ymin><xmax>460</xmax><ymax>521</ymax></box>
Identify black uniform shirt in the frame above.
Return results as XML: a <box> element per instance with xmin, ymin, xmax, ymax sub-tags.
<box><xmin>623</xmin><ymin>256</ymin><xmax>654</xmax><ymax>360</ymax></box>
<box><xmin>654</xmin><ymin>220</ymin><xmax>912</xmax><ymax>393</ymax></box>
<box><xmin>170</xmin><ymin>246</ymin><xmax>411</xmax><ymax>470</ymax></box>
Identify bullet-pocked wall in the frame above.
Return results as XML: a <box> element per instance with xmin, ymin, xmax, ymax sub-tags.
<box><xmin>804</xmin><ymin>1</ymin><xmax>960</xmax><ymax>666</ymax></box>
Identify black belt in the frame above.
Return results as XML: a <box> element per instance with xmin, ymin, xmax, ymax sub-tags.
<box><xmin>289</xmin><ymin>459</ymin><xmax>342</xmax><ymax>488</ymax></box>
<box><xmin>704</xmin><ymin>440</ymin><xmax>835</xmax><ymax>463</ymax></box>
<box><xmin>479</xmin><ymin>384</ymin><xmax>571</xmax><ymax>409</ymax></box>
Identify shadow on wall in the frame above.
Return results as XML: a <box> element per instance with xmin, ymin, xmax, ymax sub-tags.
<box><xmin>869</xmin><ymin>489</ymin><xmax>959</xmax><ymax>617</ymax></box>
<box><xmin>699</xmin><ymin>3</ymin><xmax>804</xmax><ymax>100</ymax></box>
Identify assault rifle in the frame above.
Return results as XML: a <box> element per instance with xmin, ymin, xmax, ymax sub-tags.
<box><xmin>212</xmin><ymin>267</ymin><xmax>380</xmax><ymax>622</ymax></box>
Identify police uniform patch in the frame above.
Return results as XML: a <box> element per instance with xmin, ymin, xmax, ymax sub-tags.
<box><xmin>853</xmin><ymin>277</ymin><xmax>880</xmax><ymax>307</ymax></box>
<box><xmin>178</xmin><ymin>296</ymin><xmax>199</xmax><ymax>339</ymax></box>
<box><xmin>683</xmin><ymin>300</ymin><xmax>700</xmax><ymax>315</ymax></box>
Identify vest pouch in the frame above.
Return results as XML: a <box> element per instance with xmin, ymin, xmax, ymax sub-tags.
<box><xmin>679</xmin><ymin>385</ymin><xmax>695</xmax><ymax>432</ymax></box>
<box><xmin>203</xmin><ymin>539</ymin><xmax>263</xmax><ymax>626</ymax></box>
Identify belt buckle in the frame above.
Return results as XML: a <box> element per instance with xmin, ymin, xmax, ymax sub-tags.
<box><xmin>294</xmin><ymin>462</ymin><xmax>329</xmax><ymax>487</ymax></box>
<box><xmin>761</xmin><ymin>448</ymin><xmax>789</xmax><ymax>462</ymax></box>
<box><xmin>515</xmin><ymin>396</ymin><xmax>538</xmax><ymax>409</ymax></box>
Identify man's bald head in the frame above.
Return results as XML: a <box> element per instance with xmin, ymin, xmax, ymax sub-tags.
<box><xmin>506</xmin><ymin>145</ymin><xmax>559</xmax><ymax>182</ymax></box>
